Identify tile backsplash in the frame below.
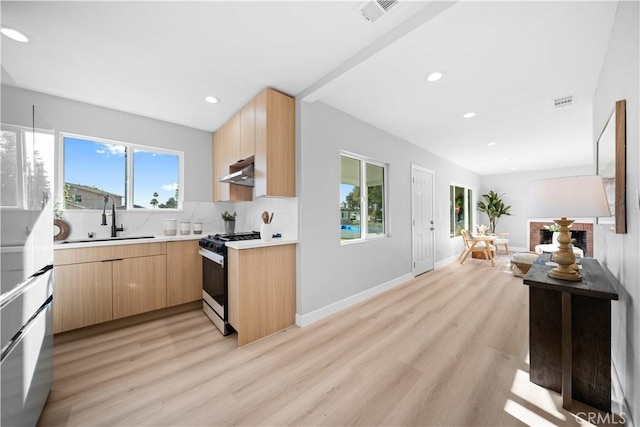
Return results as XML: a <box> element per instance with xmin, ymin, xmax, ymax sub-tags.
<box><xmin>60</xmin><ymin>198</ymin><xmax>298</xmax><ymax>241</ymax></box>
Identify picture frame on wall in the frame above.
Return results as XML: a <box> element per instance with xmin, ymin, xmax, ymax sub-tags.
<box><xmin>596</xmin><ymin>99</ymin><xmax>626</xmax><ymax>234</ymax></box>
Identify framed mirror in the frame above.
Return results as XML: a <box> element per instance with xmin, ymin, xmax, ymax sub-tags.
<box><xmin>596</xmin><ymin>99</ymin><xmax>626</xmax><ymax>233</ymax></box>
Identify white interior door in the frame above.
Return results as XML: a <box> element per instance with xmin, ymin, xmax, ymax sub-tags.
<box><xmin>412</xmin><ymin>165</ymin><xmax>435</xmax><ymax>276</ymax></box>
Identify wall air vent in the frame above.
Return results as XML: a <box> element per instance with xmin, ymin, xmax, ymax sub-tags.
<box><xmin>553</xmin><ymin>95</ymin><xmax>574</xmax><ymax>109</ymax></box>
<box><xmin>360</xmin><ymin>0</ymin><xmax>399</xmax><ymax>23</ymax></box>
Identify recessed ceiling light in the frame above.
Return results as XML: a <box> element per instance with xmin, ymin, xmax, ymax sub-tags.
<box><xmin>204</xmin><ymin>96</ymin><xmax>219</xmax><ymax>104</ymax></box>
<box><xmin>425</xmin><ymin>71</ymin><xmax>443</xmax><ymax>82</ymax></box>
<box><xmin>463</xmin><ymin>112</ymin><xmax>476</xmax><ymax>119</ymax></box>
<box><xmin>487</xmin><ymin>142</ymin><xmax>497</xmax><ymax>146</ymax></box>
<box><xmin>1</xmin><ymin>26</ymin><xmax>29</xmax><ymax>43</ymax></box>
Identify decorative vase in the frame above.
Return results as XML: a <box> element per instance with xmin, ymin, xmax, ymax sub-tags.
<box><xmin>224</xmin><ymin>220</ymin><xmax>235</xmax><ymax>235</ymax></box>
<box><xmin>552</xmin><ymin>231</ymin><xmax>560</xmax><ymax>246</ymax></box>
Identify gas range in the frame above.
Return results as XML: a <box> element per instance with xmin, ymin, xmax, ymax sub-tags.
<box><xmin>198</xmin><ymin>231</ymin><xmax>261</xmax><ymax>255</ymax></box>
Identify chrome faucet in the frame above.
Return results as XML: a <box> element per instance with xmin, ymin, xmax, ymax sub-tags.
<box><xmin>101</xmin><ymin>195</ymin><xmax>124</xmax><ymax>238</ymax></box>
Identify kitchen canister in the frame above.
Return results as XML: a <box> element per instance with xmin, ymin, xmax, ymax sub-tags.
<box><xmin>193</xmin><ymin>222</ymin><xmax>203</xmax><ymax>234</ymax></box>
<box><xmin>164</xmin><ymin>219</ymin><xmax>177</xmax><ymax>236</ymax></box>
<box><xmin>260</xmin><ymin>223</ymin><xmax>272</xmax><ymax>241</ymax></box>
<box><xmin>180</xmin><ymin>221</ymin><xmax>190</xmax><ymax>235</ymax></box>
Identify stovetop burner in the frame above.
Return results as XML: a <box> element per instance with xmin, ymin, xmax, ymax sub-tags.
<box><xmin>198</xmin><ymin>231</ymin><xmax>261</xmax><ymax>254</ymax></box>
<box><xmin>214</xmin><ymin>231</ymin><xmax>261</xmax><ymax>242</ymax></box>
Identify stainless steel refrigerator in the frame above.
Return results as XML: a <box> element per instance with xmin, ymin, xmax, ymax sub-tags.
<box><xmin>1</xmin><ymin>105</ymin><xmax>55</xmax><ymax>426</ymax></box>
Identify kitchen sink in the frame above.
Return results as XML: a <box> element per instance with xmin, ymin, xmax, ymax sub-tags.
<box><xmin>60</xmin><ymin>236</ymin><xmax>155</xmax><ymax>244</ymax></box>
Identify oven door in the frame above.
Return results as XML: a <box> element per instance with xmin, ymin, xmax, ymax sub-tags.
<box><xmin>199</xmin><ymin>249</ymin><xmax>227</xmax><ymax>332</ymax></box>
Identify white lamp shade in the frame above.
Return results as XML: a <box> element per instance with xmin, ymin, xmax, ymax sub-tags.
<box><xmin>528</xmin><ymin>175</ymin><xmax>612</xmax><ymax>218</ymax></box>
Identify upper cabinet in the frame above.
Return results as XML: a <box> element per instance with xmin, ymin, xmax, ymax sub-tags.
<box><xmin>212</xmin><ymin>87</ymin><xmax>295</xmax><ymax>202</ymax></box>
<box><xmin>239</xmin><ymin>98</ymin><xmax>256</xmax><ymax>161</ymax></box>
<box><xmin>213</xmin><ymin>113</ymin><xmax>247</xmax><ymax>202</ymax></box>
<box><xmin>254</xmin><ymin>88</ymin><xmax>295</xmax><ymax>198</ymax></box>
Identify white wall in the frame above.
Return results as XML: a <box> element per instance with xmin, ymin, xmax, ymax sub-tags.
<box><xmin>1</xmin><ymin>86</ymin><xmax>300</xmax><ymax>241</ymax></box>
<box><xmin>592</xmin><ymin>2</ymin><xmax>640</xmax><ymax>423</ymax></box>
<box><xmin>2</xmin><ymin>86</ymin><xmax>213</xmax><ymax>202</ymax></box>
<box><xmin>481</xmin><ymin>165</ymin><xmax>591</xmax><ymax>250</ymax></box>
<box><xmin>297</xmin><ymin>101</ymin><xmax>480</xmax><ymax>317</ymax></box>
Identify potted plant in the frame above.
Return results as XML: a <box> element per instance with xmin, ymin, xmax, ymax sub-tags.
<box><xmin>477</xmin><ymin>191</ymin><xmax>512</xmax><ymax>234</ymax></box>
<box><xmin>221</xmin><ymin>210</ymin><xmax>237</xmax><ymax>234</ymax></box>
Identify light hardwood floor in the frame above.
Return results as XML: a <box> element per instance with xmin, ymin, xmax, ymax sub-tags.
<box><xmin>39</xmin><ymin>255</ymin><xmax>606</xmax><ymax>426</ymax></box>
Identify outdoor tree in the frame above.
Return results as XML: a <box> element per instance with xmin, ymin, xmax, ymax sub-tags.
<box><xmin>345</xmin><ymin>186</ymin><xmax>360</xmax><ymax>210</ymax></box>
<box><xmin>150</xmin><ymin>192</ymin><xmax>159</xmax><ymax>209</ymax></box>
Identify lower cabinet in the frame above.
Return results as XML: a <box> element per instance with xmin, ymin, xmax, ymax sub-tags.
<box><xmin>228</xmin><ymin>244</ymin><xmax>296</xmax><ymax>346</ymax></box>
<box><xmin>54</xmin><ymin>240</ymin><xmax>201</xmax><ymax>334</ymax></box>
<box><xmin>53</xmin><ymin>261</ymin><xmax>113</xmax><ymax>333</ymax></box>
<box><xmin>112</xmin><ymin>255</ymin><xmax>167</xmax><ymax>319</ymax></box>
<box><xmin>166</xmin><ymin>240</ymin><xmax>202</xmax><ymax>306</ymax></box>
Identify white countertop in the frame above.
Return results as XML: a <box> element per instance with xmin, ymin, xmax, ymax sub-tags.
<box><xmin>54</xmin><ymin>232</ymin><xmax>208</xmax><ymax>250</ymax></box>
<box><xmin>55</xmin><ymin>233</ymin><xmax>298</xmax><ymax>250</ymax></box>
<box><xmin>224</xmin><ymin>238</ymin><xmax>298</xmax><ymax>250</ymax></box>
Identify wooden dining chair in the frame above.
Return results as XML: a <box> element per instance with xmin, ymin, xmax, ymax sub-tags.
<box><xmin>492</xmin><ymin>232</ymin><xmax>510</xmax><ymax>254</ymax></box>
<box><xmin>458</xmin><ymin>229</ymin><xmax>496</xmax><ymax>267</ymax></box>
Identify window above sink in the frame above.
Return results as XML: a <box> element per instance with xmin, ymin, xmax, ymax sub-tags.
<box><xmin>60</xmin><ymin>133</ymin><xmax>184</xmax><ymax>211</ymax></box>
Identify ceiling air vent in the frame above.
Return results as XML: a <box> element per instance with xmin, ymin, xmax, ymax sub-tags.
<box><xmin>553</xmin><ymin>95</ymin><xmax>574</xmax><ymax>109</ymax></box>
<box><xmin>360</xmin><ymin>0</ymin><xmax>399</xmax><ymax>23</ymax></box>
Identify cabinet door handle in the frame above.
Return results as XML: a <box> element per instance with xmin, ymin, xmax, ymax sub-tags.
<box><xmin>102</xmin><ymin>258</ymin><xmax>124</xmax><ymax>262</ymax></box>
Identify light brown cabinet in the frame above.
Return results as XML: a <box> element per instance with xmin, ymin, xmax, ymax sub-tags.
<box><xmin>112</xmin><ymin>255</ymin><xmax>166</xmax><ymax>319</ymax></box>
<box><xmin>227</xmin><ymin>244</ymin><xmax>296</xmax><ymax>346</ymax></box>
<box><xmin>53</xmin><ymin>242</ymin><xmax>168</xmax><ymax>333</ymax></box>
<box><xmin>254</xmin><ymin>88</ymin><xmax>296</xmax><ymax>198</ymax></box>
<box><xmin>239</xmin><ymin>99</ymin><xmax>256</xmax><ymax>160</ymax></box>
<box><xmin>53</xmin><ymin>261</ymin><xmax>113</xmax><ymax>333</ymax></box>
<box><xmin>166</xmin><ymin>240</ymin><xmax>202</xmax><ymax>306</ymax></box>
<box><xmin>213</xmin><ymin>112</ymin><xmax>252</xmax><ymax>202</ymax></box>
<box><xmin>212</xmin><ymin>87</ymin><xmax>295</xmax><ymax>202</ymax></box>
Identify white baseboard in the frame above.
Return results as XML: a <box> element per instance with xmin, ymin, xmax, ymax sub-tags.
<box><xmin>612</xmin><ymin>362</ymin><xmax>634</xmax><ymax>426</ymax></box>
<box><xmin>435</xmin><ymin>254</ymin><xmax>458</xmax><ymax>269</ymax></box>
<box><xmin>295</xmin><ymin>273</ymin><xmax>413</xmax><ymax>327</ymax></box>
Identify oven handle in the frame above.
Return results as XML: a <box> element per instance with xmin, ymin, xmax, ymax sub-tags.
<box><xmin>199</xmin><ymin>249</ymin><xmax>224</xmax><ymax>266</ymax></box>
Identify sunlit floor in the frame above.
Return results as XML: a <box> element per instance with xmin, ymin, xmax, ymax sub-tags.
<box><xmin>40</xmin><ymin>253</ymin><xmax>626</xmax><ymax>426</ymax></box>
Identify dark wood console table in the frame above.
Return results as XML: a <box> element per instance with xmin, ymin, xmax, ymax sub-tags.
<box><xmin>523</xmin><ymin>256</ymin><xmax>618</xmax><ymax>412</ymax></box>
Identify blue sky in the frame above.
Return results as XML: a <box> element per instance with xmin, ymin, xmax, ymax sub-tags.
<box><xmin>340</xmin><ymin>183</ymin><xmax>359</xmax><ymax>206</ymax></box>
<box><xmin>64</xmin><ymin>137</ymin><xmax>179</xmax><ymax>208</ymax></box>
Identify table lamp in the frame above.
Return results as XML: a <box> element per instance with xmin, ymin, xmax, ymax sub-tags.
<box><xmin>528</xmin><ymin>175</ymin><xmax>611</xmax><ymax>281</ymax></box>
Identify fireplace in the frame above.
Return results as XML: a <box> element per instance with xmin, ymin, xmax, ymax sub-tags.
<box><xmin>529</xmin><ymin>222</ymin><xmax>593</xmax><ymax>257</ymax></box>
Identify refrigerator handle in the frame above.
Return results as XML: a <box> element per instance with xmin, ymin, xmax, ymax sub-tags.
<box><xmin>32</xmin><ymin>264</ymin><xmax>53</xmax><ymax>277</ymax></box>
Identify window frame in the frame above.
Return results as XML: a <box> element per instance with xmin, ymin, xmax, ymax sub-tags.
<box><xmin>340</xmin><ymin>150</ymin><xmax>388</xmax><ymax>244</ymax></box>
<box><xmin>58</xmin><ymin>132</ymin><xmax>185</xmax><ymax>211</ymax></box>
<box><xmin>1</xmin><ymin>124</ymin><xmax>56</xmax><ymax>211</ymax></box>
<box><xmin>1</xmin><ymin>124</ymin><xmax>26</xmax><ymax>209</ymax></box>
<box><xmin>450</xmin><ymin>183</ymin><xmax>474</xmax><ymax>238</ymax></box>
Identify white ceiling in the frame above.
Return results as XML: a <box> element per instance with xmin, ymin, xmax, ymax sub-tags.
<box><xmin>1</xmin><ymin>1</ymin><xmax>618</xmax><ymax>176</ymax></box>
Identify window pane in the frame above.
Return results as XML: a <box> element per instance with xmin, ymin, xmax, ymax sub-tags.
<box><xmin>450</xmin><ymin>186</ymin><xmax>455</xmax><ymax>237</ymax></box>
<box><xmin>133</xmin><ymin>149</ymin><xmax>179</xmax><ymax>209</ymax></box>
<box><xmin>0</xmin><ymin>130</ymin><xmax>19</xmax><ymax>207</ymax></box>
<box><xmin>340</xmin><ymin>156</ymin><xmax>361</xmax><ymax>240</ymax></box>
<box><xmin>64</xmin><ymin>137</ymin><xmax>126</xmax><ymax>209</ymax></box>
<box><xmin>454</xmin><ymin>186</ymin><xmax>465</xmax><ymax>236</ymax></box>
<box><xmin>366</xmin><ymin>163</ymin><xmax>384</xmax><ymax>235</ymax></box>
<box><xmin>467</xmin><ymin>188</ymin><xmax>473</xmax><ymax>232</ymax></box>
<box><xmin>24</xmin><ymin>131</ymin><xmax>54</xmax><ymax>210</ymax></box>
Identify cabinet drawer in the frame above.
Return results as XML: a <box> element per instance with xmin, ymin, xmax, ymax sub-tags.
<box><xmin>55</xmin><ymin>242</ymin><xmax>166</xmax><ymax>265</ymax></box>
<box><xmin>55</xmin><ymin>246</ymin><xmax>115</xmax><ymax>265</ymax></box>
<box><xmin>116</xmin><ymin>242</ymin><xmax>166</xmax><ymax>258</ymax></box>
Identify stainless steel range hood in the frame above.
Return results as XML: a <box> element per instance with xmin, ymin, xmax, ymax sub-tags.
<box><xmin>220</xmin><ymin>163</ymin><xmax>254</xmax><ymax>187</ymax></box>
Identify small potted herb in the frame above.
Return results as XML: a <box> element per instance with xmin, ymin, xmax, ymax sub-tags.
<box><xmin>221</xmin><ymin>210</ymin><xmax>237</xmax><ymax>234</ymax></box>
